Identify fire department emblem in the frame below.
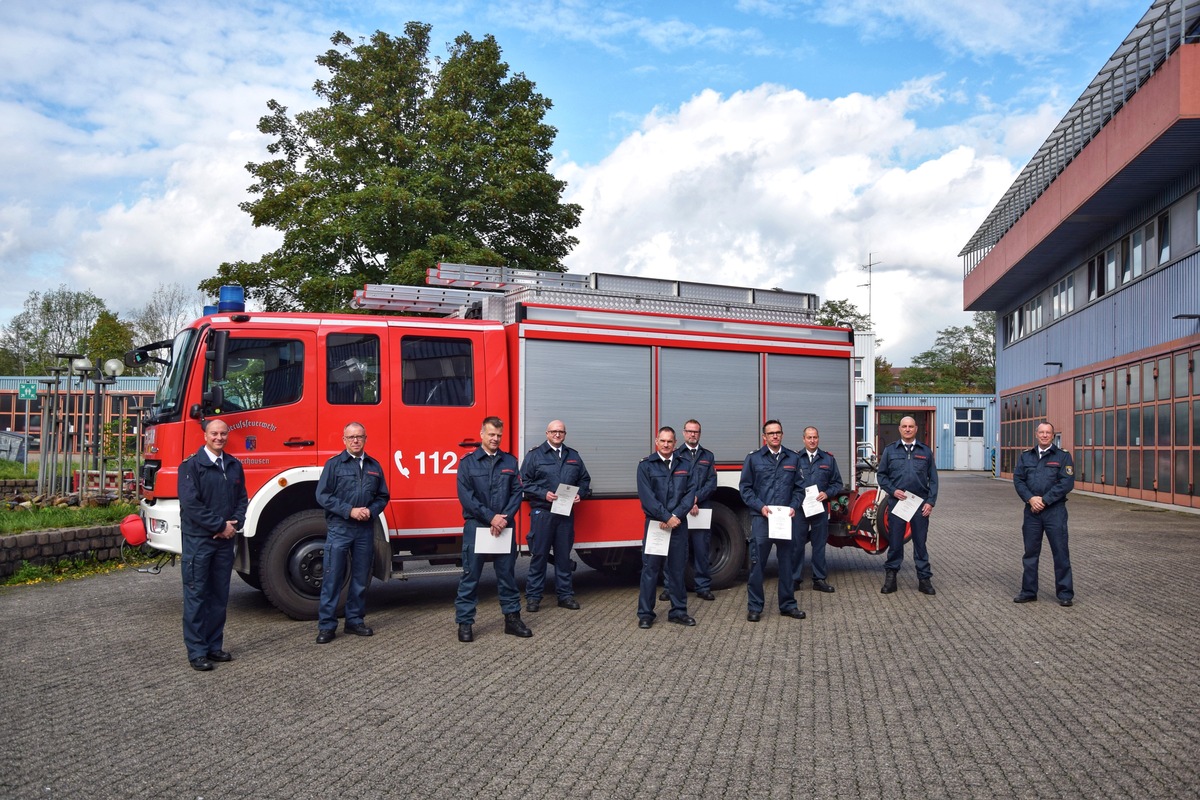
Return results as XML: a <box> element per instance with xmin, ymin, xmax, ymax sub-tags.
<box><xmin>245</xmin><ymin>435</ymin><xmax>257</xmax><ymax>451</ymax></box>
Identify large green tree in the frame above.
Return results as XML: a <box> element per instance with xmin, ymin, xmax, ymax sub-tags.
<box><xmin>901</xmin><ymin>312</ymin><xmax>996</xmax><ymax>393</ymax></box>
<box><xmin>204</xmin><ymin>24</ymin><xmax>581</xmax><ymax>311</ymax></box>
<box><xmin>83</xmin><ymin>311</ymin><xmax>135</xmax><ymax>373</ymax></box>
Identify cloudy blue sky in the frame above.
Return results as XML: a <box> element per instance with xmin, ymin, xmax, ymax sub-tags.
<box><xmin>0</xmin><ymin>0</ymin><xmax>1148</xmax><ymax>362</ymax></box>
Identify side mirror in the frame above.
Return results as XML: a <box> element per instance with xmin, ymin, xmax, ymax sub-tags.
<box><xmin>206</xmin><ymin>329</ymin><xmax>229</xmax><ymax>382</ymax></box>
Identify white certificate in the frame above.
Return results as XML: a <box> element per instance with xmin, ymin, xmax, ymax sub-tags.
<box><xmin>767</xmin><ymin>505</ymin><xmax>793</xmax><ymax>539</ymax></box>
<box><xmin>802</xmin><ymin>485</ymin><xmax>825</xmax><ymax>518</ymax></box>
<box><xmin>645</xmin><ymin>522</ymin><xmax>671</xmax><ymax>556</ymax></box>
<box><xmin>550</xmin><ymin>483</ymin><xmax>579</xmax><ymax>516</ymax></box>
<box><xmin>890</xmin><ymin>493</ymin><xmax>924</xmax><ymax>522</ymax></box>
<box><xmin>474</xmin><ymin>526</ymin><xmax>513</xmax><ymax>554</ymax></box>
<box><xmin>689</xmin><ymin>508</ymin><xmax>712</xmax><ymax>529</ymax></box>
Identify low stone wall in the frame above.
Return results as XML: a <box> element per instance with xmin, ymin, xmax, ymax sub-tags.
<box><xmin>0</xmin><ymin>524</ymin><xmax>123</xmax><ymax>579</ymax></box>
<box><xmin>1</xmin><ymin>479</ymin><xmax>38</xmax><ymax>493</ymax></box>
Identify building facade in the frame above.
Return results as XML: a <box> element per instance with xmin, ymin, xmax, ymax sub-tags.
<box><xmin>961</xmin><ymin>1</ymin><xmax>1200</xmax><ymax>510</ymax></box>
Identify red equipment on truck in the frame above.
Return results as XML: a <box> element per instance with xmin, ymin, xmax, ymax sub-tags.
<box><xmin>128</xmin><ymin>264</ymin><xmax>895</xmax><ymax>619</ymax></box>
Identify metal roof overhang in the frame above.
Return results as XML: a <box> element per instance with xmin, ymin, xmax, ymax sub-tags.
<box><xmin>965</xmin><ymin>117</ymin><xmax>1200</xmax><ymax>311</ymax></box>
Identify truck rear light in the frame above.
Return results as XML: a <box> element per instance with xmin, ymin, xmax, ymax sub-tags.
<box><xmin>148</xmin><ymin>517</ymin><xmax>169</xmax><ymax>535</ymax></box>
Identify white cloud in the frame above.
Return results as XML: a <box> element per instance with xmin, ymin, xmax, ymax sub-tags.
<box><xmin>558</xmin><ymin>80</ymin><xmax>1019</xmax><ymax>362</ymax></box>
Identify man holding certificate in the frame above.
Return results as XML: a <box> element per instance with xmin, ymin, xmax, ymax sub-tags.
<box><xmin>668</xmin><ymin>419</ymin><xmax>718</xmax><ymax>602</ymax></box>
<box><xmin>635</xmin><ymin>426</ymin><xmax>697</xmax><ymax>629</ymax></box>
<box><xmin>791</xmin><ymin>426</ymin><xmax>844</xmax><ymax>594</ymax></box>
<box><xmin>738</xmin><ymin>420</ymin><xmax>806</xmax><ymax>622</ymax></box>
<box><xmin>877</xmin><ymin>416</ymin><xmax>939</xmax><ymax>596</ymax></box>
<box><xmin>520</xmin><ymin>419</ymin><xmax>592</xmax><ymax>612</ymax></box>
<box><xmin>454</xmin><ymin>416</ymin><xmax>532</xmax><ymax>643</ymax></box>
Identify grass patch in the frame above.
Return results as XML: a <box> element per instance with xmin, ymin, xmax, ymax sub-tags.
<box><xmin>0</xmin><ymin>460</ymin><xmax>37</xmax><ymax>480</ymax></box>
<box><xmin>0</xmin><ymin>503</ymin><xmax>138</xmax><ymax>535</ymax></box>
<box><xmin>1</xmin><ymin>546</ymin><xmax>161</xmax><ymax>586</ymax></box>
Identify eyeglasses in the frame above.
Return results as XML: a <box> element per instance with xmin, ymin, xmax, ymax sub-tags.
<box><xmin>547</xmin><ymin>430</ymin><xmax>566</xmax><ymax>435</ymax></box>
<box><xmin>344</xmin><ymin>435</ymin><xmax>366</xmax><ymax>441</ymax></box>
<box><xmin>764</xmin><ymin>430</ymin><xmax>783</xmax><ymax>437</ymax></box>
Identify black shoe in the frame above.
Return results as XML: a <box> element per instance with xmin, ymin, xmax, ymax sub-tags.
<box><xmin>746</xmin><ymin>611</ymin><xmax>762</xmax><ymax>622</ymax></box>
<box><xmin>457</xmin><ymin>623</ymin><xmax>474</xmax><ymax>643</ymax></box>
<box><xmin>659</xmin><ymin>590</ymin><xmax>670</xmax><ymax>601</ymax></box>
<box><xmin>345</xmin><ymin>623</ymin><xmax>374</xmax><ymax>636</ymax></box>
<box><xmin>558</xmin><ymin>597</ymin><xmax>581</xmax><ymax>610</ymax></box>
<box><xmin>526</xmin><ymin>599</ymin><xmax>541</xmax><ymax>613</ymax></box>
<box><xmin>315</xmin><ymin>629</ymin><xmax>336</xmax><ymax>644</ymax></box>
<box><xmin>669</xmin><ymin>615</ymin><xmax>697</xmax><ymax>626</ymax></box>
<box><xmin>1058</xmin><ymin>598</ymin><xmax>1073</xmax><ymax>607</ymax></box>
<box><xmin>918</xmin><ymin>578</ymin><xmax>936</xmax><ymax>596</ymax></box>
<box><xmin>504</xmin><ymin>612</ymin><xmax>533</xmax><ymax>638</ymax></box>
<box><xmin>696</xmin><ymin>590</ymin><xmax>716</xmax><ymax>601</ymax></box>
<box><xmin>881</xmin><ymin>570</ymin><xmax>898</xmax><ymax>594</ymax></box>
<box><xmin>1013</xmin><ymin>594</ymin><xmax>1037</xmax><ymax>603</ymax></box>
<box><xmin>189</xmin><ymin>657</ymin><xmax>214</xmax><ymax>671</ymax></box>
<box><xmin>206</xmin><ymin>650</ymin><xmax>232</xmax><ymax>662</ymax></box>
<box><xmin>780</xmin><ymin>607</ymin><xmax>807</xmax><ymax>619</ymax></box>
<box><xmin>812</xmin><ymin>579</ymin><xmax>835</xmax><ymax>593</ymax></box>
<box><xmin>638</xmin><ymin>618</ymin><xmax>653</xmax><ymax>629</ymax></box>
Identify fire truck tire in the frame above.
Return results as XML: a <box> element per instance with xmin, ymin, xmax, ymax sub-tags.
<box><xmin>703</xmin><ymin>503</ymin><xmax>745</xmax><ymax>591</ymax></box>
<box><xmin>260</xmin><ymin>510</ymin><xmax>348</xmax><ymax>621</ymax></box>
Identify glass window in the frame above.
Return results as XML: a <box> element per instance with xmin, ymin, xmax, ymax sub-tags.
<box><xmin>401</xmin><ymin>336</ymin><xmax>474</xmax><ymax>407</ymax></box>
<box><xmin>1120</xmin><ymin>237</ymin><xmax>1132</xmax><ymax>284</ymax></box>
<box><xmin>1116</xmin><ymin>408</ymin><xmax>1127</xmax><ymax>447</ymax></box>
<box><xmin>1066</xmin><ymin>275</ymin><xmax>1074</xmax><ymax>312</ymax></box>
<box><xmin>1104</xmin><ymin>449</ymin><xmax>1115</xmax><ymax>486</ymax></box>
<box><xmin>1142</xmin><ymin>362</ymin><xmax>1155</xmax><ymax>403</ymax></box>
<box><xmin>1128</xmin><ymin>364</ymin><xmax>1139</xmax><ymax>403</ymax></box>
<box><xmin>1104</xmin><ymin>410</ymin><xmax>1114</xmax><ymax>447</ymax></box>
<box><xmin>1175</xmin><ymin>353</ymin><xmax>1189</xmax><ymax>399</ymax></box>
<box><xmin>1143</xmin><ymin>407</ymin><xmax>1155</xmax><ymax>447</ymax></box>
<box><xmin>1143</xmin><ymin>450</ymin><xmax>1156</xmax><ymax>490</ymax></box>
<box><xmin>209</xmin><ymin>337</ymin><xmax>305</xmax><ymax>412</ymax></box>
<box><xmin>1094</xmin><ymin>374</ymin><xmax>1105</xmax><ymax>409</ymax></box>
<box><xmin>1158</xmin><ymin>357</ymin><xmax>1172</xmax><ymax>400</ymax></box>
<box><xmin>1195</xmin><ymin>399</ymin><xmax>1200</xmax><ymax>446</ymax></box>
<box><xmin>1158</xmin><ymin>212</ymin><xmax>1170</xmax><ymax>265</ymax></box>
<box><xmin>854</xmin><ymin>358</ymin><xmax>863</xmax><ymax>379</ymax></box>
<box><xmin>1132</xmin><ymin>228</ymin><xmax>1144</xmax><ymax>278</ymax></box>
<box><xmin>1158</xmin><ymin>404</ymin><xmax>1171</xmax><ymax>446</ymax></box>
<box><xmin>1158</xmin><ymin>450</ymin><xmax>1172</xmax><ymax>493</ymax></box>
<box><xmin>1103</xmin><ymin>371</ymin><xmax>1114</xmax><ymax>407</ymax></box>
<box><xmin>1074</xmin><ymin>379</ymin><xmax>1085</xmax><ymax>412</ymax></box>
<box><xmin>1129</xmin><ymin>407</ymin><xmax>1141</xmax><ymax>446</ymax></box>
<box><xmin>1088</xmin><ymin>257</ymin><xmax>1099</xmax><ymax>301</ymax></box>
<box><xmin>1105</xmin><ymin>246</ymin><xmax>1118</xmax><ymax>292</ymax></box>
<box><xmin>1176</xmin><ymin>401</ymin><xmax>1189</xmax><ymax>447</ymax></box>
<box><xmin>1175</xmin><ymin>451</ymin><xmax>1189</xmax><ymax>495</ymax></box>
<box><xmin>1129</xmin><ymin>450</ymin><xmax>1141</xmax><ymax>489</ymax></box>
<box><xmin>1084</xmin><ymin>413</ymin><xmax>1094</xmax><ymax>446</ymax></box>
<box><xmin>326</xmin><ymin>333</ymin><xmax>380</xmax><ymax>405</ymax></box>
<box><xmin>1116</xmin><ymin>449</ymin><xmax>1128</xmax><ymax>488</ymax></box>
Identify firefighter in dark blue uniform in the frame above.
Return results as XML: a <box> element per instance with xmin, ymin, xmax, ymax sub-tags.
<box><xmin>455</xmin><ymin>416</ymin><xmax>532</xmax><ymax>643</ymax></box>
<box><xmin>877</xmin><ymin>416</ymin><xmax>939</xmax><ymax>596</ymax></box>
<box><xmin>178</xmin><ymin>418</ymin><xmax>247</xmax><ymax>671</ymax></box>
<box><xmin>1012</xmin><ymin>422</ymin><xmax>1075</xmax><ymax>606</ymax></box>
<box><xmin>738</xmin><ymin>420</ymin><xmax>806</xmax><ymax>621</ymax></box>
<box><xmin>520</xmin><ymin>419</ymin><xmax>591</xmax><ymax>612</ymax></box>
<box><xmin>791</xmin><ymin>426</ymin><xmax>844</xmax><ymax>593</ymax></box>
<box><xmin>314</xmin><ymin>422</ymin><xmax>390</xmax><ymax>643</ymax></box>
<box><xmin>636</xmin><ymin>426</ymin><xmax>697</xmax><ymax>628</ymax></box>
<box><xmin>669</xmin><ymin>419</ymin><xmax>718</xmax><ymax>601</ymax></box>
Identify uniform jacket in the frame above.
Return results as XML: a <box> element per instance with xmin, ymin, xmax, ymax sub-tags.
<box><xmin>798</xmin><ymin>449</ymin><xmax>844</xmax><ymax>501</ymax></box>
<box><xmin>316</xmin><ymin>450</ymin><xmax>390</xmax><ymax>533</ymax></box>
<box><xmin>877</xmin><ymin>439</ymin><xmax>938</xmax><ymax>506</ymax></box>
<box><xmin>457</xmin><ymin>447</ymin><xmax>522</xmax><ymax>526</ymax></box>
<box><xmin>636</xmin><ymin>453</ymin><xmax>694</xmax><ymax>522</ymax></box>
<box><xmin>178</xmin><ymin>445</ymin><xmax>248</xmax><ymax>538</ymax></box>
<box><xmin>1013</xmin><ymin>444</ymin><xmax>1075</xmax><ymax>508</ymax></box>
<box><xmin>520</xmin><ymin>441</ymin><xmax>592</xmax><ymax>510</ymax></box>
<box><xmin>676</xmin><ymin>445</ymin><xmax>717</xmax><ymax>508</ymax></box>
<box><xmin>739</xmin><ymin>445</ymin><xmax>802</xmax><ymax>511</ymax></box>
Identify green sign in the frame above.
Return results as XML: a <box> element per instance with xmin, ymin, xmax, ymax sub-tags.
<box><xmin>18</xmin><ymin>382</ymin><xmax>37</xmax><ymax>401</ymax></box>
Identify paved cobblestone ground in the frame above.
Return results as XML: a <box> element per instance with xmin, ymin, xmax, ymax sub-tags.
<box><xmin>1</xmin><ymin>473</ymin><xmax>1198</xmax><ymax>799</ymax></box>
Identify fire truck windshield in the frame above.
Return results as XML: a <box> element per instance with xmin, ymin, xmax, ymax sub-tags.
<box><xmin>150</xmin><ymin>328</ymin><xmax>198</xmax><ymax>421</ymax></box>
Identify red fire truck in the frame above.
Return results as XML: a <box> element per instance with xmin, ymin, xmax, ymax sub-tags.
<box><xmin>129</xmin><ymin>264</ymin><xmax>889</xmax><ymax>619</ymax></box>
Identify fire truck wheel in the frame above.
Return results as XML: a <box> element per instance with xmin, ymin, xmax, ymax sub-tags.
<box><xmin>260</xmin><ymin>509</ymin><xmax>348</xmax><ymax>621</ymax></box>
<box><xmin>704</xmin><ymin>503</ymin><xmax>746</xmax><ymax>591</ymax></box>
